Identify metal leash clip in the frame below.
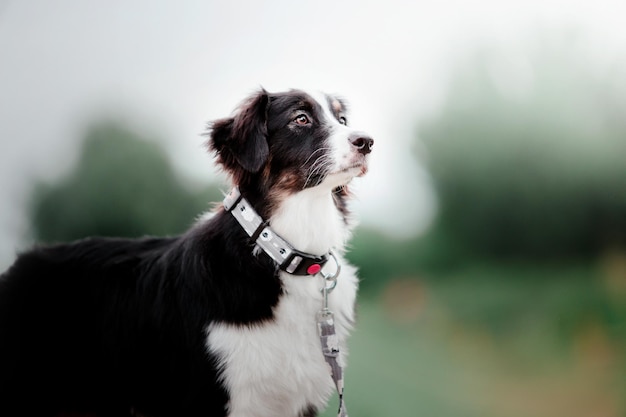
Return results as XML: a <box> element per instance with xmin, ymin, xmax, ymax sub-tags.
<box><xmin>318</xmin><ymin>250</ymin><xmax>341</xmax><ymax>320</ymax></box>
<box><xmin>320</xmin><ymin>250</ymin><xmax>340</xmax><ymax>292</ymax></box>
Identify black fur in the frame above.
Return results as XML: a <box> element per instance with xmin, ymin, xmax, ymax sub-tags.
<box><xmin>0</xmin><ymin>212</ymin><xmax>280</xmax><ymax>416</ymax></box>
<box><xmin>210</xmin><ymin>90</ymin><xmax>270</xmax><ymax>175</ymax></box>
<box><xmin>0</xmin><ymin>89</ymin><xmax>354</xmax><ymax>417</ymax></box>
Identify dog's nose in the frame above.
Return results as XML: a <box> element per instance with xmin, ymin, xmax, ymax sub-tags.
<box><xmin>349</xmin><ymin>134</ymin><xmax>374</xmax><ymax>155</ymax></box>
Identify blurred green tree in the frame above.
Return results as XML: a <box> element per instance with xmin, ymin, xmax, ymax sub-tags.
<box><xmin>30</xmin><ymin>121</ymin><xmax>221</xmax><ymax>242</ymax></box>
<box><xmin>419</xmin><ymin>37</ymin><xmax>626</xmax><ymax>260</ymax></box>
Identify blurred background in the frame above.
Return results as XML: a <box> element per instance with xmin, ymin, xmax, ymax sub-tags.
<box><xmin>1</xmin><ymin>1</ymin><xmax>625</xmax><ymax>416</ymax></box>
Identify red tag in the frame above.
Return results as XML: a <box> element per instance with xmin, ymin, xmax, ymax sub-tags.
<box><xmin>307</xmin><ymin>264</ymin><xmax>321</xmax><ymax>275</ymax></box>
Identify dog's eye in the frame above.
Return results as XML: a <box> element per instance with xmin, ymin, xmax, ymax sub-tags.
<box><xmin>338</xmin><ymin>116</ymin><xmax>347</xmax><ymax>126</ymax></box>
<box><xmin>294</xmin><ymin>114</ymin><xmax>310</xmax><ymax>125</ymax></box>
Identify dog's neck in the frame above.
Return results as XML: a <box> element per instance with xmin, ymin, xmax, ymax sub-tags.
<box><xmin>269</xmin><ymin>187</ymin><xmax>349</xmax><ymax>256</ymax></box>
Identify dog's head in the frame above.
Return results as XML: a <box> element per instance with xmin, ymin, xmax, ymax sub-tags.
<box><xmin>207</xmin><ymin>89</ymin><xmax>373</xmax><ymax>198</ymax></box>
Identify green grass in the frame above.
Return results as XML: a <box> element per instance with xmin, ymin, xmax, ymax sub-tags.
<box><xmin>319</xmin><ymin>262</ymin><xmax>625</xmax><ymax>417</ymax></box>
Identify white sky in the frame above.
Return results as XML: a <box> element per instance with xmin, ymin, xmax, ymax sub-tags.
<box><xmin>1</xmin><ymin>0</ymin><xmax>626</xmax><ymax>269</ymax></box>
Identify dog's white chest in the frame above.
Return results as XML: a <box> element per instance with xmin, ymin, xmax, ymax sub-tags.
<box><xmin>206</xmin><ymin>265</ymin><xmax>357</xmax><ymax>417</ymax></box>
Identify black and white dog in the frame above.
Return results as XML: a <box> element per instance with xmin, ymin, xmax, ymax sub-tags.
<box><xmin>0</xmin><ymin>89</ymin><xmax>373</xmax><ymax>417</ymax></box>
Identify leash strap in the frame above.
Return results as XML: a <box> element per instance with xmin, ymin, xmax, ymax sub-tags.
<box><xmin>318</xmin><ymin>263</ymin><xmax>348</xmax><ymax>417</ymax></box>
<box><xmin>317</xmin><ymin>310</ymin><xmax>348</xmax><ymax>417</ymax></box>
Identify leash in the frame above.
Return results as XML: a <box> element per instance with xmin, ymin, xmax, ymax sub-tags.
<box><xmin>223</xmin><ymin>188</ymin><xmax>349</xmax><ymax>416</ymax></box>
<box><xmin>317</xmin><ymin>256</ymin><xmax>348</xmax><ymax>417</ymax></box>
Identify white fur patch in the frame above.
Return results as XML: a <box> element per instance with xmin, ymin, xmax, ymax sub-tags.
<box><xmin>206</xmin><ymin>187</ymin><xmax>358</xmax><ymax>416</ymax></box>
<box><xmin>206</xmin><ymin>260</ymin><xmax>358</xmax><ymax>417</ymax></box>
<box><xmin>269</xmin><ymin>188</ymin><xmax>349</xmax><ymax>256</ymax></box>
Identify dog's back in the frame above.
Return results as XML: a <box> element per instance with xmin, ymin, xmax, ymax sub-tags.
<box><xmin>0</xmin><ymin>235</ymin><xmax>231</xmax><ymax>416</ymax></box>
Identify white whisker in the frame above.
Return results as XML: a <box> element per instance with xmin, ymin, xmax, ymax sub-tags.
<box><xmin>303</xmin><ymin>154</ymin><xmax>334</xmax><ymax>189</ymax></box>
<box><xmin>300</xmin><ymin>147</ymin><xmax>332</xmax><ymax>169</ymax></box>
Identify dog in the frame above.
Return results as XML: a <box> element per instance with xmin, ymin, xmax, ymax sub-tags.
<box><xmin>0</xmin><ymin>88</ymin><xmax>373</xmax><ymax>417</ymax></box>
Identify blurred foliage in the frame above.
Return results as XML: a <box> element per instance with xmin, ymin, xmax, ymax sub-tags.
<box><xmin>418</xmin><ymin>38</ymin><xmax>626</xmax><ymax>260</ymax></box>
<box><xmin>342</xmin><ymin>38</ymin><xmax>626</xmax><ymax>416</ymax></box>
<box><xmin>30</xmin><ymin>121</ymin><xmax>222</xmax><ymax>242</ymax></box>
<box><xmin>322</xmin><ymin>269</ymin><xmax>626</xmax><ymax>417</ymax></box>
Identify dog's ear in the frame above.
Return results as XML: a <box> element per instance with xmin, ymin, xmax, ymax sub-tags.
<box><xmin>207</xmin><ymin>89</ymin><xmax>270</xmax><ymax>174</ymax></box>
